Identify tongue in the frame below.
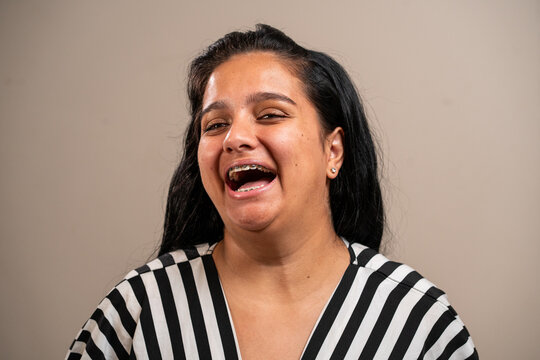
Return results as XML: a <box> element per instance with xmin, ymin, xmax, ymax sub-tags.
<box><xmin>237</xmin><ymin>179</ymin><xmax>271</xmax><ymax>191</ymax></box>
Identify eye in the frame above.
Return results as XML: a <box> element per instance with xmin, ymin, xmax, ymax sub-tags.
<box><xmin>203</xmin><ymin>120</ymin><xmax>228</xmax><ymax>133</ymax></box>
<box><xmin>257</xmin><ymin>110</ymin><xmax>288</xmax><ymax>120</ymax></box>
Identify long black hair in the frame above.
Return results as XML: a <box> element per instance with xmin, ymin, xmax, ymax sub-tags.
<box><xmin>159</xmin><ymin>24</ymin><xmax>384</xmax><ymax>255</ymax></box>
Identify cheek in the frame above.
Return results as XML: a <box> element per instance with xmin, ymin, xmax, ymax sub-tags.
<box><xmin>282</xmin><ymin>131</ymin><xmax>325</xmax><ymax>167</ymax></box>
<box><xmin>197</xmin><ymin>140</ymin><xmax>221</xmax><ymax>187</ymax></box>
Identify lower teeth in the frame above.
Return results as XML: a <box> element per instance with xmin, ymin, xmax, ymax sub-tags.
<box><xmin>236</xmin><ymin>184</ymin><xmax>264</xmax><ymax>192</ymax></box>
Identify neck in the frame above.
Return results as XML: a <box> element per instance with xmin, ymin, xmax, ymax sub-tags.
<box><xmin>212</xmin><ymin>220</ymin><xmax>349</xmax><ymax>303</ymax></box>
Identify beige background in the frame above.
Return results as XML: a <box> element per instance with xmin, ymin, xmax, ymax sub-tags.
<box><xmin>1</xmin><ymin>0</ymin><xmax>539</xmax><ymax>359</ymax></box>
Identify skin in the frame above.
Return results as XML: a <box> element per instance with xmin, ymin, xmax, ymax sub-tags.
<box><xmin>198</xmin><ymin>52</ymin><xmax>350</xmax><ymax>359</ymax></box>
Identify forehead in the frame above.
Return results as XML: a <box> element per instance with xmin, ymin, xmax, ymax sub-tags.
<box><xmin>202</xmin><ymin>52</ymin><xmax>304</xmax><ymax>105</ymax></box>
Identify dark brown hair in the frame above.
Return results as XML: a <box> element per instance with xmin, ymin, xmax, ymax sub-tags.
<box><xmin>159</xmin><ymin>24</ymin><xmax>384</xmax><ymax>255</ymax></box>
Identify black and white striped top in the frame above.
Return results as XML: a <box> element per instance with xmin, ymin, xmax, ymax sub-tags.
<box><xmin>67</xmin><ymin>240</ymin><xmax>478</xmax><ymax>359</ymax></box>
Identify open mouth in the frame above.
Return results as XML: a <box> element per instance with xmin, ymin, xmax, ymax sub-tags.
<box><xmin>226</xmin><ymin>164</ymin><xmax>277</xmax><ymax>192</ymax></box>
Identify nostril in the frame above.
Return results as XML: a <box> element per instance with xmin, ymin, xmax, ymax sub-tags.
<box><xmin>223</xmin><ymin>141</ymin><xmax>253</xmax><ymax>152</ymax></box>
<box><xmin>222</xmin><ymin>121</ymin><xmax>257</xmax><ymax>152</ymax></box>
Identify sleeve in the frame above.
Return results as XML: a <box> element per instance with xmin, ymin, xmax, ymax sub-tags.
<box><xmin>421</xmin><ymin>300</ymin><xmax>479</xmax><ymax>360</ymax></box>
<box><xmin>66</xmin><ymin>280</ymin><xmax>141</xmax><ymax>360</ymax></box>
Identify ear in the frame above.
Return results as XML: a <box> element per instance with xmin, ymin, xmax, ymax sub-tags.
<box><xmin>325</xmin><ymin>127</ymin><xmax>344</xmax><ymax>179</ymax></box>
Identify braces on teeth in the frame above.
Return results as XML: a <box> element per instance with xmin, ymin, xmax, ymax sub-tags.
<box><xmin>226</xmin><ymin>164</ymin><xmax>275</xmax><ymax>192</ymax></box>
<box><xmin>236</xmin><ymin>184</ymin><xmax>265</xmax><ymax>192</ymax></box>
<box><xmin>228</xmin><ymin>164</ymin><xmax>273</xmax><ymax>182</ymax></box>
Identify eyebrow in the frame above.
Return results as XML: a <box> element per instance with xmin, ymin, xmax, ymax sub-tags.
<box><xmin>200</xmin><ymin>92</ymin><xmax>296</xmax><ymax>118</ymax></box>
<box><xmin>200</xmin><ymin>100</ymin><xmax>227</xmax><ymax>119</ymax></box>
<box><xmin>245</xmin><ymin>92</ymin><xmax>297</xmax><ymax>106</ymax></box>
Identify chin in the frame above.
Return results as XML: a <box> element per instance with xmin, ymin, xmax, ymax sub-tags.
<box><xmin>225</xmin><ymin>207</ymin><xmax>276</xmax><ymax>232</ymax></box>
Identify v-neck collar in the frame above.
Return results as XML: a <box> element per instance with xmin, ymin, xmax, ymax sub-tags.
<box><xmin>204</xmin><ymin>238</ymin><xmax>358</xmax><ymax>359</ymax></box>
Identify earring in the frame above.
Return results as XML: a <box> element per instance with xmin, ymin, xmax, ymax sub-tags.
<box><xmin>331</xmin><ymin>168</ymin><xmax>337</xmax><ymax>174</ymax></box>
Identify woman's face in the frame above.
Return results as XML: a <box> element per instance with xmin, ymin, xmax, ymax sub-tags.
<box><xmin>197</xmin><ymin>52</ymin><xmax>342</xmax><ymax>234</ymax></box>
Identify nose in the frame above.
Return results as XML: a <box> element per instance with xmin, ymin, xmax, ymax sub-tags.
<box><xmin>223</xmin><ymin>116</ymin><xmax>257</xmax><ymax>153</ymax></box>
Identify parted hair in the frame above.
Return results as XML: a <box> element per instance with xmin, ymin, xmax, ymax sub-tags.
<box><xmin>159</xmin><ymin>24</ymin><xmax>384</xmax><ymax>255</ymax></box>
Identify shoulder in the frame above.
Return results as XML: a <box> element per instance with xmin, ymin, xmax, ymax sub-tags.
<box><xmin>347</xmin><ymin>241</ymin><xmax>451</xmax><ymax>308</ymax></box>
<box><xmin>342</xmin><ymin>240</ymin><xmax>478</xmax><ymax>359</ymax></box>
<box><xmin>66</xmin><ymin>243</ymin><xmax>216</xmax><ymax>359</ymax></box>
<box><xmin>103</xmin><ymin>242</ymin><xmax>218</xmax><ymax>314</ymax></box>
<box><xmin>120</xmin><ymin>242</ymin><xmax>214</xmax><ymax>278</ymax></box>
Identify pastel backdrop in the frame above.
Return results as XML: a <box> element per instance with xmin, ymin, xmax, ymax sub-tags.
<box><xmin>1</xmin><ymin>1</ymin><xmax>538</xmax><ymax>359</ymax></box>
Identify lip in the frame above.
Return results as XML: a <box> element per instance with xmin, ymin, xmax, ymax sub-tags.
<box><xmin>222</xmin><ymin>159</ymin><xmax>278</xmax><ymax>199</ymax></box>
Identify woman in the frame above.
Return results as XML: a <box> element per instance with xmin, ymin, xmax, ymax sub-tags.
<box><xmin>67</xmin><ymin>24</ymin><xmax>478</xmax><ymax>359</ymax></box>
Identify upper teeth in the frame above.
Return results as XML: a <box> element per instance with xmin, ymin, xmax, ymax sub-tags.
<box><xmin>228</xmin><ymin>164</ymin><xmax>272</xmax><ymax>180</ymax></box>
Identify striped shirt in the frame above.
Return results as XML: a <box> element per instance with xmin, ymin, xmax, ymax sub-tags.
<box><xmin>67</xmin><ymin>240</ymin><xmax>478</xmax><ymax>359</ymax></box>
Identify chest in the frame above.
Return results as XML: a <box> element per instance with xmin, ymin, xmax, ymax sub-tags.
<box><xmin>227</xmin><ymin>296</ymin><xmax>328</xmax><ymax>360</ymax></box>
<box><xmin>127</xmin><ymin>253</ymin><xmax>438</xmax><ymax>359</ymax></box>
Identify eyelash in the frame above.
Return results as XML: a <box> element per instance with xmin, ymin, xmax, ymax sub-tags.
<box><xmin>204</xmin><ymin>122</ymin><xmax>227</xmax><ymax>132</ymax></box>
<box><xmin>258</xmin><ymin>113</ymin><xmax>286</xmax><ymax>120</ymax></box>
<box><xmin>203</xmin><ymin>112</ymin><xmax>287</xmax><ymax>133</ymax></box>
